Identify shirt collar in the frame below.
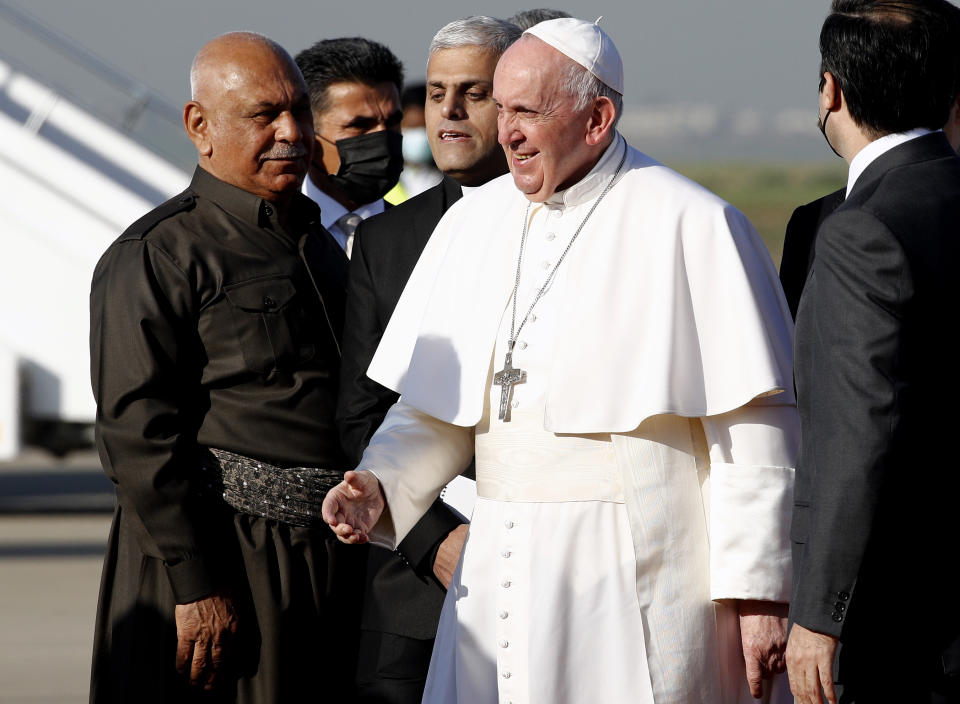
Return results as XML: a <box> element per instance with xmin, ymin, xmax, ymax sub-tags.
<box><xmin>846</xmin><ymin>128</ymin><xmax>934</xmax><ymax>196</ymax></box>
<box><xmin>190</xmin><ymin>166</ymin><xmax>272</xmax><ymax>225</ymax></box>
<box><xmin>302</xmin><ymin>174</ymin><xmax>385</xmax><ymax>230</ymax></box>
<box><xmin>189</xmin><ymin>166</ymin><xmax>323</xmax><ymax>244</ymax></box>
<box><xmin>545</xmin><ymin>132</ymin><xmax>626</xmax><ymax>210</ymax></box>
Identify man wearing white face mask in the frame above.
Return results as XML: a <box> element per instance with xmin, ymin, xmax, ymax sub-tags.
<box><xmin>295</xmin><ymin>38</ymin><xmax>405</xmax><ymax>258</ymax></box>
<box><xmin>385</xmin><ymin>84</ymin><xmax>444</xmax><ymax>203</ymax></box>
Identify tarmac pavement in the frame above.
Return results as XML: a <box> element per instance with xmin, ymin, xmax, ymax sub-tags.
<box><xmin>0</xmin><ymin>448</ymin><xmax>112</xmax><ymax>703</ymax></box>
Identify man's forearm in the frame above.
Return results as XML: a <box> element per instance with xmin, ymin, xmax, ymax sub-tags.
<box><xmin>359</xmin><ymin>400</ymin><xmax>474</xmax><ymax>548</ymax></box>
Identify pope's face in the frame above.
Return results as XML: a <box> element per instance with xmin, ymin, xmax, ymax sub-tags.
<box><xmin>494</xmin><ymin>38</ymin><xmax>597</xmax><ymax>202</ymax></box>
<box><xmin>196</xmin><ymin>49</ymin><xmax>314</xmax><ymax>202</ymax></box>
<box><xmin>426</xmin><ymin>46</ymin><xmax>506</xmax><ymax>186</ymax></box>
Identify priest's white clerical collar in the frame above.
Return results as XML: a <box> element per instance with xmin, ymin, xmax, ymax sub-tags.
<box><xmin>545</xmin><ymin>132</ymin><xmax>626</xmax><ymax>209</ymax></box>
<box><xmin>846</xmin><ymin>127</ymin><xmax>932</xmax><ymax>197</ymax></box>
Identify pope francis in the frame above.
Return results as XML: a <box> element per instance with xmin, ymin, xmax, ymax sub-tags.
<box><xmin>324</xmin><ymin>18</ymin><xmax>798</xmax><ymax>704</ymax></box>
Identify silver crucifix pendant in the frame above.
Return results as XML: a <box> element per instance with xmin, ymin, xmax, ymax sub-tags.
<box><xmin>493</xmin><ymin>344</ymin><xmax>526</xmax><ymax>422</ymax></box>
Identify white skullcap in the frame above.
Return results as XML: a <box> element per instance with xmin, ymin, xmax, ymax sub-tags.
<box><xmin>524</xmin><ymin>17</ymin><xmax>624</xmax><ymax>95</ymax></box>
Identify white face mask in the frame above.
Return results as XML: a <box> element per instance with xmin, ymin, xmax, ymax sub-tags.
<box><xmin>401</xmin><ymin>127</ymin><xmax>433</xmax><ymax>165</ymax></box>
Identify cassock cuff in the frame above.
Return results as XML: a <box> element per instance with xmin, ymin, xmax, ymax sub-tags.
<box><xmin>710</xmin><ymin>462</ymin><xmax>794</xmax><ymax>602</ymax></box>
<box><xmin>165</xmin><ymin>555</ymin><xmax>218</xmax><ymax>604</ymax></box>
<box><xmin>396</xmin><ymin>498</ymin><xmax>467</xmax><ymax>572</ymax></box>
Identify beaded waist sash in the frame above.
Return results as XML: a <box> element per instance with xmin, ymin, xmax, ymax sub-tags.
<box><xmin>201</xmin><ymin>448</ymin><xmax>342</xmax><ymax>527</ymax></box>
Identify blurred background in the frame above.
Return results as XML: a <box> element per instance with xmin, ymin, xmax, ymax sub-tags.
<box><xmin>0</xmin><ymin>0</ymin><xmax>841</xmax><ymax>700</ymax></box>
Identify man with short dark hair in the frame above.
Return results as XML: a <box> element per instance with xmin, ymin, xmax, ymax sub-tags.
<box><xmin>779</xmin><ymin>15</ymin><xmax>960</xmax><ymax>320</ymax></box>
<box><xmin>338</xmin><ymin>16</ymin><xmax>520</xmax><ymax>703</ymax></box>
<box><xmin>786</xmin><ymin>2</ymin><xmax>960</xmax><ymax>702</ymax></box>
<box><xmin>89</xmin><ymin>32</ymin><xmax>359</xmax><ymax>703</ymax></box>
<box><xmin>295</xmin><ymin>38</ymin><xmax>405</xmax><ymax>257</ymax></box>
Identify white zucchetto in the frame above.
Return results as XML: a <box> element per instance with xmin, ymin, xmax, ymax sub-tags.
<box><xmin>524</xmin><ymin>17</ymin><xmax>624</xmax><ymax>95</ymax></box>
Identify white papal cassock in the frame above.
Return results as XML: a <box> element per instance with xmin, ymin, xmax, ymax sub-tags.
<box><xmin>359</xmin><ymin>135</ymin><xmax>798</xmax><ymax>703</ymax></box>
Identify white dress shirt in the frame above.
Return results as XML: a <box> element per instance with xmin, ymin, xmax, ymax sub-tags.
<box><xmin>302</xmin><ymin>175</ymin><xmax>385</xmax><ymax>257</ymax></box>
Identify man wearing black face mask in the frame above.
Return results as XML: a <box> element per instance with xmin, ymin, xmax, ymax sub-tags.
<box><xmin>295</xmin><ymin>38</ymin><xmax>404</xmax><ymax>258</ymax></box>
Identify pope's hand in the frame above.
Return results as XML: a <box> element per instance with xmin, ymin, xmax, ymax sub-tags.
<box><xmin>322</xmin><ymin>470</ymin><xmax>385</xmax><ymax>544</ymax></box>
<box><xmin>785</xmin><ymin>623</ymin><xmax>839</xmax><ymax>704</ymax></box>
<box><xmin>738</xmin><ymin>600</ymin><xmax>789</xmax><ymax>699</ymax></box>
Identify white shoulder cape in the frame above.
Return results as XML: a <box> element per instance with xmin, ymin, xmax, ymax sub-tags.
<box><xmin>368</xmin><ymin>141</ymin><xmax>794</xmax><ymax>433</ymax></box>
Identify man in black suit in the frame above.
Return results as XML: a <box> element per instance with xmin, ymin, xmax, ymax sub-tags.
<box><xmin>336</xmin><ymin>16</ymin><xmax>521</xmax><ymax>703</ymax></box>
<box><xmin>785</xmin><ymin>2</ymin><xmax>960</xmax><ymax>703</ymax></box>
<box><xmin>294</xmin><ymin>38</ymin><xmax>405</xmax><ymax>258</ymax></box>
<box><xmin>780</xmin><ymin>35</ymin><xmax>960</xmax><ymax>321</ymax></box>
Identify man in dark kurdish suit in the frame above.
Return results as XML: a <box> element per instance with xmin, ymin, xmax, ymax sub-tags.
<box><xmin>89</xmin><ymin>32</ymin><xmax>360</xmax><ymax>703</ymax></box>
<box><xmin>336</xmin><ymin>16</ymin><xmax>520</xmax><ymax>704</ymax></box>
<box><xmin>786</xmin><ymin>2</ymin><xmax>960</xmax><ymax>703</ymax></box>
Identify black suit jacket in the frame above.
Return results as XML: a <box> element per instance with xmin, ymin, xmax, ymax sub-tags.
<box><xmin>779</xmin><ymin>187</ymin><xmax>845</xmax><ymax>320</ymax></box>
<box><xmin>792</xmin><ymin>133</ymin><xmax>960</xmax><ymax>679</ymax></box>
<box><xmin>337</xmin><ymin>175</ymin><xmax>466</xmax><ymax>639</ymax></box>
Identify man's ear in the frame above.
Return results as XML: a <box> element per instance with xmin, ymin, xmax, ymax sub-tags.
<box><xmin>184</xmin><ymin>101</ymin><xmax>212</xmax><ymax>157</ymax></box>
<box><xmin>585</xmin><ymin>95</ymin><xmax>617</xmax><ymax>146</ymax></box>
<box><xmin>819</xmin><ymin>72</ymin><xmax>842</xmax><ymax>114</ymax></box>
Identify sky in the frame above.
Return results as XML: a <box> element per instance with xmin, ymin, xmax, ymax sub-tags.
<box><xmin>1</xmin><ymin>0</ymin><xmax>838</xmax><ymax>161</ymax></box>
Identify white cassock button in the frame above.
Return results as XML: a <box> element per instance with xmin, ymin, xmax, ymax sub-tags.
<box><xmin>546</xmin><ymin>232</ymin><xmax>556</xmax><ymax>241</ymax></box>
<box><xmin>540</xmin><ymin>260</ymin><xmax>550</xmax><ymax>270</ymax></box>
<box><xmin>501</xmin><ymin>579</ymin><xmax>512</xmax><ymax>588</ymax></box>
<box><xmin>504</xmin><ymin>520</ymin><xmax>514</xmax><ymax>529</ymax></box>
<box><xmin>501</xmin><ymin>550</ymin><xmax>511</xmax><ymax>558</ymax></box>
<box><xmin>502</xmin><ymin>671</ymin><xmax>512</xmax><ymax>679</ymax></box>
<box><xmin>499</xmin><ymin>610</ymin><xmax>509</xmax><ymax>619</ymax></box>
<box><xmin>519</xmin><ymin>341</ymin><xmax>528</xmax><ymax>350</ymax></box>
<box><xmin>499</xmin><ymin>640</ymin><xmax>509</xmax><ymax>649</ymax></box>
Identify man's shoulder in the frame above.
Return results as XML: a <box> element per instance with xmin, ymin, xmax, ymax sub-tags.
<box><xmin>117</xmin><ymin>189</ymin><xmax>199</xmax><ymax>245</ymax></box>
<box><xmin>846</xmin><ymin>133</ymin><xmax>959</xmax><ymax>212</ymax></box>
<box><xmin>360</xmin><ymin>179</ymin><xmax>451</xmax><ymax>236</ymax></box>
<box><xmin>791</xmin><ymin>188</ymin><xmax>845</xmax><ymax>223</ymax></box>
<box><xmin>786</xmin><ymin>188</ymin><xmax>846</xmax><ymax>243</ymax></box>
<box><xmin>620</xmin><ymin>146</ymin><xmax>729</xmax><ymax>212</ymax></box>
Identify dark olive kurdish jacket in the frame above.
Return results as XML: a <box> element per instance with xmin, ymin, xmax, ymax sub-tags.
<box><xmin>90</xmin><ymin>166</ymin><xmax>349</xmax><ymax>602</ymax></box>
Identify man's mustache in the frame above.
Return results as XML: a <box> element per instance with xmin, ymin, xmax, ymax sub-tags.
<box><xmin>261</xmin><ymin>143</ymin><xmax>309</xmax><ymax>160</ymax></box>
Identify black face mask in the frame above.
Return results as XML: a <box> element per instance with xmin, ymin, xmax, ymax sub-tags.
<box><xmin>327</xmin><ymin>130</ymin><xmax>403</xmax><ymax>205</ymax></box>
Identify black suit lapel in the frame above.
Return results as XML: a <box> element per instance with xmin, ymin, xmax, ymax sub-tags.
<box><xmin>411</xmin><ymin>176</ymin><xmax>462</xmax><ymax>247</ymax></box>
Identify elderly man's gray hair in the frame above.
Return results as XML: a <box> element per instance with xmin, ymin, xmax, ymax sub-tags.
<box><xmin>558</xmin><ymin>54</ymin><xmax>623</xmax><ymax>127</ymax></box>
<box><xmin>508</xmin><ymin>8</ymin><xmax>572</xmax><ymax>30</ymax></box>
<box><xmin>429</xmin><ymin>16</ymin><xmax>522</xmax><ymax>56</ymax></box>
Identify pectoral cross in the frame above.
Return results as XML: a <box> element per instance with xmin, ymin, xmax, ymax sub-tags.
<box><xmin>493</xmin><ymin>342</ymin><xmax>526</xmax><ymax>422</ymax></box>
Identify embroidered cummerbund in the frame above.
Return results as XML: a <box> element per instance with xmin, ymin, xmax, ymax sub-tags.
<box><xmin>201</xmin><ymin>447</ymin><xmax>341</xmax><ymax>527</ymax></box>
<box><xmin>475</xmin><ymin>410</ymin><xmax>625</xmax><ymax>503</ymax></box>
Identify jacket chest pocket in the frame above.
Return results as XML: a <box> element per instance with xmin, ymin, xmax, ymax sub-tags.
<box><xmin>224</xmin><ymin>276</ymin><xmax>298</xmax><ymax>374</ymax></box>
